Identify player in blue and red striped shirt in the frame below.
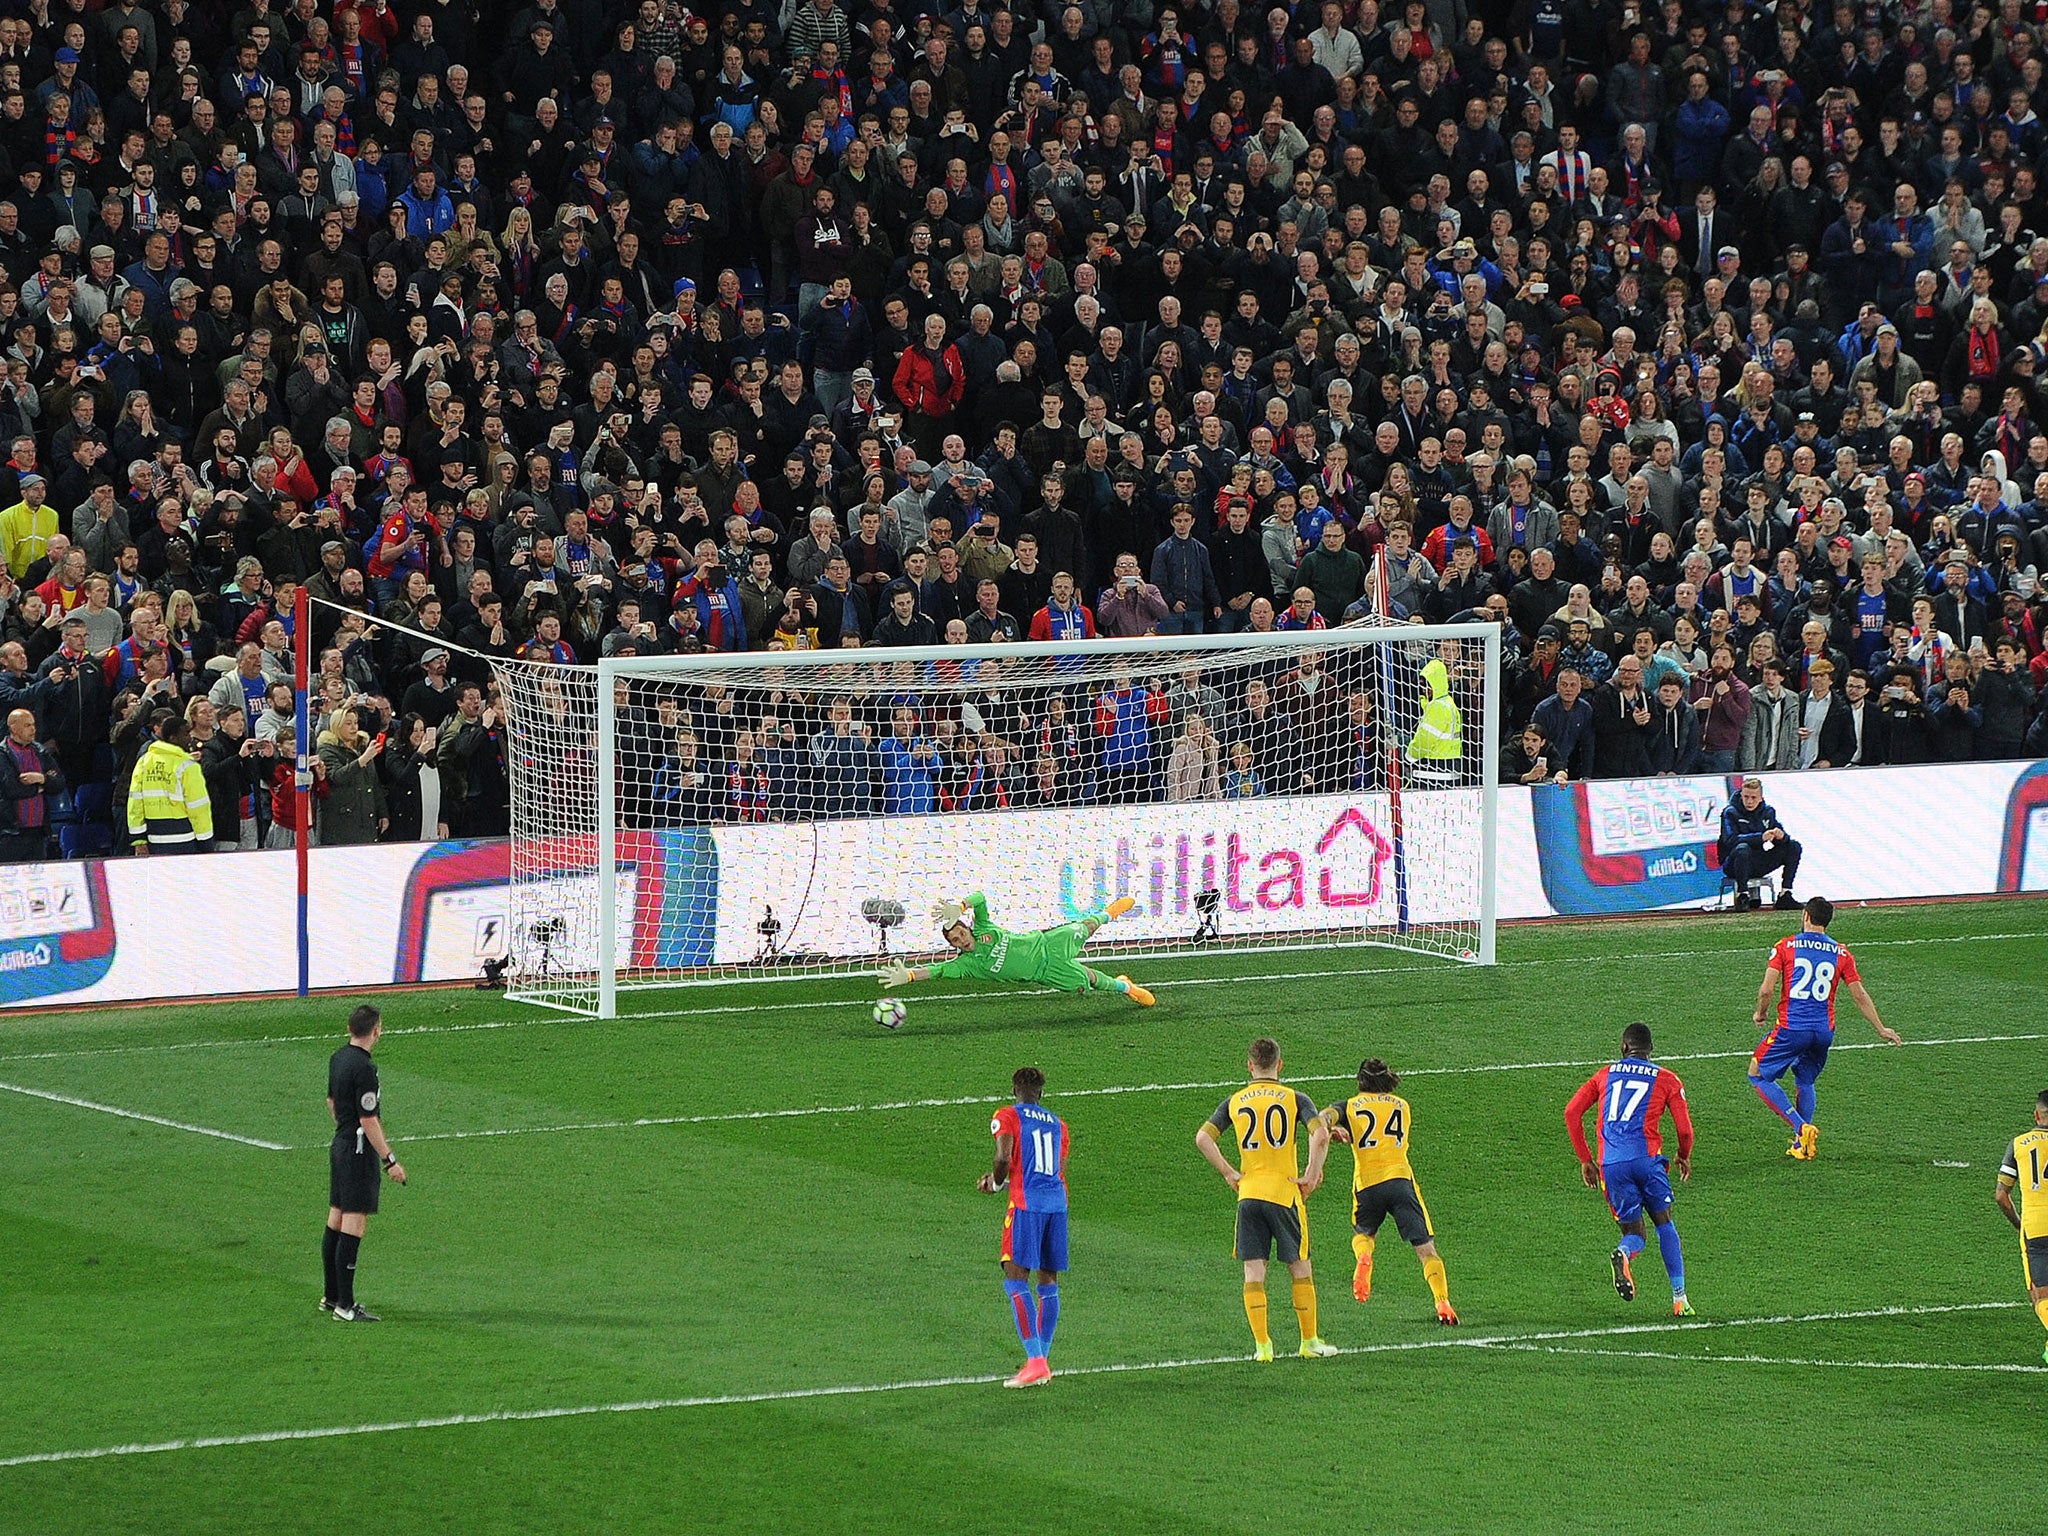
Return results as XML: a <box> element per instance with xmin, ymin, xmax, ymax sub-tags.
<box><xmin>1566</xmin><ymin>1023</ymin><xmax>1696</xmax><ymax>1315</ymax></box>
<box><xmin>1748</xmin><ymin>896</ymin><xmax>1901</xmax><ymax>1161</ymax></box>
<box><xmin>979</xmin><ymin>1066</ymin><xmax>1069</xmax><ymax>1389</ymax></box>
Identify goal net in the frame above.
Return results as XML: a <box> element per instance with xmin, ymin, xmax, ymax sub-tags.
<box><xmin>494</xmin><ymin>623</ymin><xmax>1499</xmax><ymax>1016</ymax></box>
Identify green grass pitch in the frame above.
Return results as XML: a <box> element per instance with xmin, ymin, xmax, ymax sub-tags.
<box><xmin>2</xmin><ymin>898</ymin><xmax>2045</xmax><ymax>1534</ymax></box>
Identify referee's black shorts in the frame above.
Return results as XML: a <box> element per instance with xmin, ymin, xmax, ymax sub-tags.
<box><xmin>1353</xmin><ymin>1177</ymin><xmax>1434</xmax><ymax>1246</ymax></box>
<box><xmin>330</xmin><ymin>1136</ymin><xmax>380</xmax><ymax>1214</ymax></box>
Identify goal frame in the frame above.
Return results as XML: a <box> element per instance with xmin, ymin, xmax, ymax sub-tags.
<box><xmin>582</xmin><ymin>622</ymin><xmax>1500</xmax><ymax>1017</ymax></box>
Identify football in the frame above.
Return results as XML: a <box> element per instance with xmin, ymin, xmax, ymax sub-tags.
<box><xmin>873</xmin><ymin>997</ymin><xmax>907</xmax><ymax>1030</ymax></box>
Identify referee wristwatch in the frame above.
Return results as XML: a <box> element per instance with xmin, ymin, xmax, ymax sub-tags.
<box><xmin>382</xmin><ymin>1153</ymin><xmax>398</xmax><ymax>1169</ymax></box>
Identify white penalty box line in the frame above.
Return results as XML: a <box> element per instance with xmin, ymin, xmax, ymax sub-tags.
<box><xmin>0</xmin><ymin>1301</ymin><xmax>2028</xmax><ymax>1471</ymax></box>
<box><xmin>2</xmin><ymin>1031</ymin><xmax>2042</xmax><ymax>1156</ymax></box>
<box><xmin>0</xmin><ymin>1080</ymin><xmax>289</xmax><ymax>1150</ymax></box>
<box><xmin>371</xmin><ymin>1027</ymin><xmax>2047</xmax><ymax>1151</ymax></box>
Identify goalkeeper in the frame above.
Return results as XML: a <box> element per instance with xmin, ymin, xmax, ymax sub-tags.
<box><xmin>880</xmin><ymin>893</ymin><xmax>1156</xmax><ymax>1006</ymax></box>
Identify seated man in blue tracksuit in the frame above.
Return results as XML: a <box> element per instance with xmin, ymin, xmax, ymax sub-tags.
<box><xmin>1717</xmin><ymin>775</ymin><xmax>1802</xmax><ymax>911</ymax></box>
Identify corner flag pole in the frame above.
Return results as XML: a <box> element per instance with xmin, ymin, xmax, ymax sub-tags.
<box><xmin>294</xmin><ymin>585</ymin><xmax>311</xmax><ymax>997</ymax></box>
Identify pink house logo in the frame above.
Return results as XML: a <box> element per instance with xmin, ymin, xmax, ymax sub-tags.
<box><xmin>1058</xmin><ymin>805</ymin><xmax>1394</xmax><ymax>918</ymax></box>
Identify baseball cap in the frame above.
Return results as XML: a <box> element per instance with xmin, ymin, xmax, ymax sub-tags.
<box><xmin>1797</xmin><ymin>411</ymin><xmax>1816</xmax><ymax>423</ymax></box>
<box><xmin>530</xmin><ymin>15</ymin><xmax>554</xmax><ymax>31</ymax></box>
<box><xmin>852</xmin><ymin>367</ymin><xmax>875</xmax><ymax>383</ymax></box>
<box><xmin>908</xmin><ymin>459</ymin><xmax>933</xmax><ymax>475</ymax></box>
<box><xmin>320</xmin><ymin>539</ymin><xmax>346</xmax><ymax>553</ymax></box>
<box><xmin>1716</xmin><ymin>245</ymin><xmax>1740</xmax><ymax>259</ymax></box>
<box><xmin>422</xmin><ymin>647</ymin><xmax>450</xmax><ymax>665</ymax></box>
<box><xmin>1830</xmin><ymin>534</ymin><xmax>1853</xmax><ymax>550</ymax></box>
<box><xmin>1536</xmin><ymin>622</ymin><xmax>1563</xmax><ymax>642</ymax></box>
<box><xmin>54</xmin><ymin>46</ymin><xmax>77</xmax><ymax>63</ymax></box>
<box><xmin>809</xmin><ymin>413</ymin><xmax>830</xmax><ymax>430</ymax></box>
<box><xmin>1876</xmin><ymin>321</ymin><xmax>1899</xmax><ymax>337</ymax></box>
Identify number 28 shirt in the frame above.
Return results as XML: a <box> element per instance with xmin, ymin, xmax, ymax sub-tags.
<box><xmin>1771</xmin><ymin>931</ymin><xmax>1859</xmax><ymax>1034</ymax></box>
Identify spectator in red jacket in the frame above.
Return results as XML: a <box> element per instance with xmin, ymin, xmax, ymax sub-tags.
<box><xmin>892</xmin><ymin>313</ymin><xmax>965</xmax><ymax>460</ymax></box>
<box><xmin>1028</xmin><ymin>570</ymin><xmax>1097</xmax><ymax>641</ymax></box>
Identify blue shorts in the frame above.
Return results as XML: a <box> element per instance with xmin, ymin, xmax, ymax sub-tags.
<box><xmin>1001</xmin><ymin>1206</ymin><xmax>1068</xmax><ymax>1273</ymax></box>
<box><xmin>1752</xmin><ymin>1024</ymin><xmax>1833</xmax><ymax>1086</ymax></box>
<box><xmin>1602</xmin><ymin>1155</ymin><xmax>1675</xmax><ymax>1224</ymax></box>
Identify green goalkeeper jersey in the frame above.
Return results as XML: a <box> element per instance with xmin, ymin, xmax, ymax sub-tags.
<box><xmin>931</xmin><ymin>892</ymin><xmax>1055</xmax><ymax>984</ymax></box>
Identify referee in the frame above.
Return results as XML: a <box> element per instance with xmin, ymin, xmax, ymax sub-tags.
<box><xmin>323</xmin><ymin>1005</ymin><xmax>405</xmax><ymax>1322</ymax></box>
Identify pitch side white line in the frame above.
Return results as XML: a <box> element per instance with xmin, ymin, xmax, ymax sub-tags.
<box><xmin>2</xmin><ymin>928</ymin><xmax>2040</xmax><ymax>1067</ymax></box>
<box><xmin>1488</xmin><ymin>1343</ymin><xmax>2048</xmax><ymax>1374</ymax></box>
<box><xmin>0</xmin><ymin>1080</ymin><xmax>289</xmax><ymax>1150</ymax></box>
<box><xmin>366</xmin><ymin>1030</ymin><xmax>2047</xmax><ymax>1151</ymax></box>
<box><xmin>0</xmin><ymin>1300</ymin><xmax>2020</xmax><ymax>1470</ymax></box>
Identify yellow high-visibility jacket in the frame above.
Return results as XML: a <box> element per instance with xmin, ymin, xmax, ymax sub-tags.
<box><xmin>127</xmin><ymin>738</ymin><xmax>215</xmax><ymax>847</ymax></box>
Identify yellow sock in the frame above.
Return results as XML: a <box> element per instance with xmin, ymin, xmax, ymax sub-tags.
<box><xmin>1422</xmin><ymin>1255</ymin><xmax>1450</xmax><ymax>1306</ymax></box>
<box><xmin>1352</xmin><ymin>1233</ymin><xmax>1375</xmax><ymax>1264</ymax></box>
<box><xmin>2035</xmin><ymin>1297</ymin><xmax>2048</xmax><ymax>1334</ymax></box>
<box><xmin>1292</xmin><ymin>1277</ymin><xmax>1318</xmax><ymax>1341</ymax></box>
<box><xmin>1243</xmin><ymin>1283</ymin><xmax>1270</xmax><ymax>1345</ymax></box>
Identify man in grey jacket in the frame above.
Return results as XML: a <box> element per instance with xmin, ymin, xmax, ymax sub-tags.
<box><xmin>1739</xmin><ymin>658</ymin><xmax>1802</xmax><ymax>771</ymax></box>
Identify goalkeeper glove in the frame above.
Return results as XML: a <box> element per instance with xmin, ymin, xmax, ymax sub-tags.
<box><xmin>879</xmin><ymin>963</ymin><xmax>913</xmax><ymax>989</ymax></box>
<box><xmin>929</xmin><ymin>898</ymin><xmax>968</xmax><ymax>929</ymax></box>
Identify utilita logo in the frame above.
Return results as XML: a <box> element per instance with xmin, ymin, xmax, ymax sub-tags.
<box><xmin>1058</xmin><ymin>807</ymin><xmax>1394</xmax><ymax>917</ymax></box>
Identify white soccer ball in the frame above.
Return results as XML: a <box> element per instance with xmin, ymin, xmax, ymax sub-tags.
<box><xmin>873</xmin><ymin>997</ymin><xmax>908</xmax><ymax>1030</ymax></box>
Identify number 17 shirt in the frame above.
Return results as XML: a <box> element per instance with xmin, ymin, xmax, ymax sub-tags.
<box><xmin>1566</xmin><ymin>1057</ymin><xmax>1693</xmax><ymax>1167</ymax></box>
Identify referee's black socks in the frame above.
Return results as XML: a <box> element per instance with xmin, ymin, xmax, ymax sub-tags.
<box><xmin>322</xmin><ymin>1226</ymin><xmax>341</xmax><ymax>1305</ymax></box>
<box><xmin>335</xmin><ymin>1232</ymin><xmax>361</xmax><ymax>1310</ymax></box>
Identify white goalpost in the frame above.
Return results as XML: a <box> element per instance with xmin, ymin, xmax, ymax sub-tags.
<box><xmin>493</xmin><ymin>622</ymin><xmax>1500</xmax><ymax>1017</ymax></box>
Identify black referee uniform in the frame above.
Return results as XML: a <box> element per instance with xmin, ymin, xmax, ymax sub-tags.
<box><xmin>329</xmin><ymin>1041</ymin><xmax>383</xmax><ymax>1216</ymax></box>
<box><xmin>323</xmin><ymin>1037</ymin><xmax>389</xmax><ymax>1319</ymax></box>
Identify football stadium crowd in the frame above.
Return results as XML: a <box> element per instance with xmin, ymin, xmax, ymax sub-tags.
<box><xmin>0</xmin><ymin>0</ymin><xmax>2045</xmax><ymax>857</ymax></box>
